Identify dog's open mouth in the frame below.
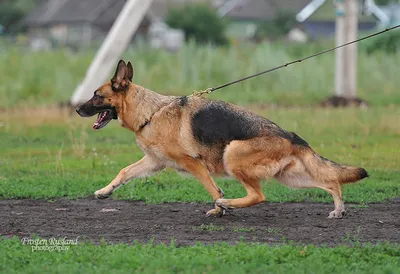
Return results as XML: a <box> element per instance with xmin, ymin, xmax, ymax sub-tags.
<box><xmin>93</xmin><ymin>110</ymin><xmax>114</xmax><ymax>130</ymax></box>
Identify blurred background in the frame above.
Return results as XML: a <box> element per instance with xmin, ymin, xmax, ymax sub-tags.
<box><xmin>0</xmin><ymin>0</ymin><xmax>399</xmax><ymax>107</ymax></box>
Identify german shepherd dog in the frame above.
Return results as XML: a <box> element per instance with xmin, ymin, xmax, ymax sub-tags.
<box><xmin>76</xmin><ymin>60</ymin><xmax>368</xmax><ymax>218</ymax></box>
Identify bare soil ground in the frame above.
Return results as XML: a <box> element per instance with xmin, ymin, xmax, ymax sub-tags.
<box><xmin>1</xmin><ymin>198</ymin><xmax>399</xmax><ymax>246</ymax></box>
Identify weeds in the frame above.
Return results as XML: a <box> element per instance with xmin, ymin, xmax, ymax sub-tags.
<box><xmin>266</xmin><ymin>227</ymin><xmax>281</xmax><ymax>234</ymax></box>
<box><xmin>192</xmin><ymin>224</ymin><xmax>225</xmax><ymax>232</ymax></box>
<box><xmin>67</xmin><ymin>123</ymin><xmax>88</xmax><ymax>157</ymax></box>
<box><xmin>55</xmin><ymin>143</ymin><xmax>64</xmax><ymax>176</ymax></box>
<box><xmin>233</xmin><ymin>227</ymin><xmax>256</xmax><ymax>233</ymax></box>
<box><xmin>341</xmin><ymin>226</ymin><xmax>362</xmax><ymax>247</ymax></box>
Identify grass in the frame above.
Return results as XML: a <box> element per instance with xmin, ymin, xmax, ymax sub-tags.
<box><xmin>192</xmin><ymin>224</ymin><xmax>225</xmax><ymax>232</ymax></box>
<box><xmin>1</xmin><ymin>42</ymin><xmax>399</xmax><ymax>108</ymax></box>
<box><xmin>233</xmin><ymin>227</ymin><xmax>256</xmax><ymax>233</ymax></box>
<box><xmin>1</xmin><ymin>238</ymin><xmax>399</xmax><ymax>274</ymax></box>
<box><xmin>266</xmin><ymin>228</ymin><xmax>281</xmax><ymax>234</ymax></box>
<box><xmin>1</xmin><ymin>106</ymin><xmax>399</xmax><ymax>203</ymax></box>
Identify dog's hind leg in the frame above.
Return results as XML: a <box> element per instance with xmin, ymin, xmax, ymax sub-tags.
<box><xmin>318</xmin><ymin>184</ymin><xmax>345</xmax><ymax>219</ymax></box>
<box><xmin>94</xmin><ymin>155</ymin><xmax>163</xmax><ymax>199</ymax></box>
<box><xmin>216</xmin><ymin>138</ymin><xmax>287</xmax><ymax>209</ymax></box>
<box><xmin>175</xmin><ymin>156</ymin><xmax>225</xmax><ymax>216</ymax></box>
<box><xmin>275</xmin><ymin>158</ymin><xmax>345</xmax><ymax>218</ymax></box>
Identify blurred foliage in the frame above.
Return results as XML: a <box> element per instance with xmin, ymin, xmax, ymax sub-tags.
<box><xmin>362</xmin><ymin>29</ymin><xmax>400</xmax><ymax>54</ymax></box>
<box><xmin>165</xmin><ymin>4</ymin><xmax>228</xmax><ymax>45</ymax></box>
<box><xmin>254</xmin><ymin>10</ymin><xmax>297</xmax><ymax>41</ymax></box>
<box><xmin>374</xmin><ymin>0</ymin><xmax>390</xmax><ymax>4</ymax></box>
<box><xmin>0</xmin><ymin>2</ymin><xmax>24</xmax><ymax>32</ymax></box>
<box><xmin>1</xmin><ymin>40</ymin><xmax>400</xmax><ymax>108</ymax></box>
<box><xmin>0</xmin><ymin>0</ymin><xmax>41</xmax><ymax>33</ymax></box>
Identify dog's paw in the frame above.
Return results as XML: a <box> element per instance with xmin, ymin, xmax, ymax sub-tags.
<box><xmin>328</xmin><ymin>209</ymin><xmax>346</xmax><ymax>219</ymax></box>
<box><xmin>206</xmin><ymin>207</ymin><xmax>225</xmax><ymax>217</ymax></box>
<box><xmin>94</xmin><ymin>190</ymin><xmax>112</xmax><ymax>199</ymax></box>
<box><xmin>215</xmin><ymin>199</ymin><xmax>232</xmax><ymax>210</ymax></box>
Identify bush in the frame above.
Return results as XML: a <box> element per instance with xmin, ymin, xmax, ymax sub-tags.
<box><xmin>0</xmin><ymin>0</ymin><xmax>41</xmax><ymax>33</ymax></box>
<box><xmin>0</xmin><ymin>2</ymin><xmax>25</xmax><ymax>32</ymax></box>
<box><xmin>254</xmin><ymin>10</ymin><xmax>297</xmax><ymax>41</ymax></box>
<box><xmin>165</xmin><ymin>4</ymin><xmax>228</xmax><ymax>45</ymax></box>
<box><xmin>362</xmin><ymin>29</ymin><xmax>400</xmax><ymax>54</ymax></box>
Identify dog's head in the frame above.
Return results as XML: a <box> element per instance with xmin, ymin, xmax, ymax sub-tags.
<box><xmin>76</xmin><ymin>60</ymin><xmax>134</xmax><ymax>130</ymax></box>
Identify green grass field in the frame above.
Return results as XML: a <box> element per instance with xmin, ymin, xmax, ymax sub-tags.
<box><xmin>1</xmin><ymin>238</ymin><xmax>399</xmax><ymax>274</ymax></box>
<box><xmin>1</xmin><ymin>43</ymin><xmax>399</xmax><ymax>273</ymax></box>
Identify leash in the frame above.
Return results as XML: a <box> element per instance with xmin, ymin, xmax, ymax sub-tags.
<box><xmin>191</xmin><ymin>24</ymin><xmax>400</xmax><ymax>97</ymax></box>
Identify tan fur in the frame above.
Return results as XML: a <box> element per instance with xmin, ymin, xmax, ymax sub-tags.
<box><xmin>78</xmin><ymin>60</ymin><xmax>368</xmax><ymax>219</ymax></box>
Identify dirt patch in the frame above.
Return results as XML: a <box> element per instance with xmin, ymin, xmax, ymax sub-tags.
<box><xmin>1</xmin><ymin>198</ymin><xmax>399</xmax><ymax>246</ymax></box>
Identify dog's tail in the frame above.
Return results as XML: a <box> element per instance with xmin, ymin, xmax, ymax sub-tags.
<box><xmin>292</xmin><ymin>133</ymin><xmax>368</xmax><ymax>184</ymax></box>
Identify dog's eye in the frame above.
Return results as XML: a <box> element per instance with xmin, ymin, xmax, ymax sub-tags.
<box><xmin>94</xmin><ymin>91</ymin><xmax>104</xmax><ymax>98</ymax></box>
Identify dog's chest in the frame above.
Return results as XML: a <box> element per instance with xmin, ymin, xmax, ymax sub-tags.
<box><xmin>118</xmin><ymin>117</ymin><xmax>128</xmax><ymax>128</ymax></box>
<box><xmin>136</xmin><ymin>137</ymin><xmax>184</xmax><ymax>170</ymax></box>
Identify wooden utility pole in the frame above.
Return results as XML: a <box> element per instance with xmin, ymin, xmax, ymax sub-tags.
<box><xmin>71</xmin><ymin>0</ymin><xmax>154</xmax><ymax>106</ymax></box>
<box><xmin>335</xmin><ymin>0</ymin><xmax>358</xmax><ymax>98</ymax></box>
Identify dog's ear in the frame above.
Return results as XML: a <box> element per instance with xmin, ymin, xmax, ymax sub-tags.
<box><xmin>111</xmin><ymin>60</ymin><xmax>129</xmax><ymax>91</ymax></box>
<box><xmin>127</xmin><ymin>62</ymin><xmax>134</xmax><ymax>81</ymax></box>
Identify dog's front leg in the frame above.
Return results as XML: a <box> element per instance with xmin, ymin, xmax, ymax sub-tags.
<box><xmin>175</xmin><ymin>156</ymin><xmax>225</xmax><ymax>217</ymax></box>
<box><xmin>94</xmin><ymin>155</ymin><xmax>163</xmax><ymax>199</ymax></box>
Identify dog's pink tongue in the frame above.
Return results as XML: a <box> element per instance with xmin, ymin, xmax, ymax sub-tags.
<box><xmin>93</xmin><ymin>113</ymin><xmax>102</xmax><ymax>130</ymax></box>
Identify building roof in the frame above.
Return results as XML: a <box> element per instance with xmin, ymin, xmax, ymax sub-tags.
<box><xmin>25</xmin><ymin>0</ymin><xmax>127</xmax><ymax>30</ymax></box>
<box><xmin>226</xmin><ymin>0</ymin><xmax>311</xmax><ymax>21</ymax></box>
<box><xmin>24</xmin><ymin>0</ymin><xmax>218</xmax><ymax>29</ymax></box>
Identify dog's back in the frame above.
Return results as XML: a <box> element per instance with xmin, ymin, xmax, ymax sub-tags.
<box><xmin>190</xmin><ymin>98</ymin><xmax>293</xmax><ymax>145</ymax></box>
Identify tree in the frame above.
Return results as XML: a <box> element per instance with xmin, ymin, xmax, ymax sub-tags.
<box><xmin>0</xmin><ymin>0</ymin><xmax>41</xmax><ymax>33</ymax></box>
<box><xmin>374</xmin><ymin>0</ymin><xmax>390</xmax><ymax>5</ymax></box>
<box><xmin>0</xmin><ymin>2</ymin><xmax>24</xmax><ymax>32</ymax></box>
<box><xmin>254</xmin><ymin>10</ymin><xmax>297</xmax><ymax>41</ymax></box>
<box><xmin>165</xmin><ymin>4</ymin><xmax>228</xmax><ymax>45</ymax></box>
<box><xmin>363</xmin><ymin>29</ymin><xmax>400</xmax><ymax>54</ymax></box>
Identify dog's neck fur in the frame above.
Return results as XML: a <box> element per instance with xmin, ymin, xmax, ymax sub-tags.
<box><xmin>117</xmin><ymin>84</ymin><xmax>174</xmax><ymax>132</ymax></box>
